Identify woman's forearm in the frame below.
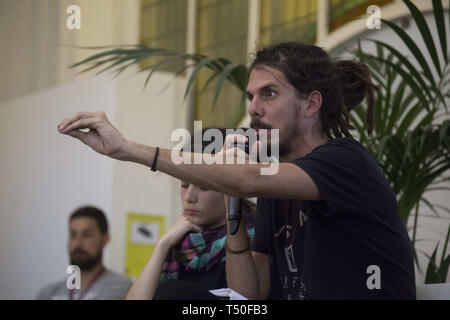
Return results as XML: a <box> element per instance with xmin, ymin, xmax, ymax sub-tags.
<box><xmin>126</xmin><ymin>238</ymin><xmax>171</xmax><ymax>300</ymax></box>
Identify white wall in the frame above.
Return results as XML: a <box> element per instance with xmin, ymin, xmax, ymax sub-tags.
<box><xmin>0</xmin><ymin>75</ymin><xmax>116</xmax><ymax>299</ymax></box>
<box><xmin>0</xmin><ymin>0</ymin><xmax>191</xmax><ymax>299</ymax></box>
<box><xmin>109</xmin><ymin>68</ymin><xmax>187</xmax><ymax>275</ymax></box>
<box><xmin>0</xmin><ymin>68</ymin><xmax>188</xmax><ymax>299</ymax></box>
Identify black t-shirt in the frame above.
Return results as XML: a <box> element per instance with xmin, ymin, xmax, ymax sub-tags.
<box><xmin>252</xmin><ymin>137</ymin><xmax>416</xmax><ymax>300</ymax></box>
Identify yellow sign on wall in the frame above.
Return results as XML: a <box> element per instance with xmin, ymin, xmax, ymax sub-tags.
<box><xmin>125</xmin><ymin>213</ymin><xmax>165</xmax><ymax>278</ymax></box>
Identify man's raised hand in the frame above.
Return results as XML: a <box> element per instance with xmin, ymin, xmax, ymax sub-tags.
<box><xmin>57</xmin><ymin>112</ymin><xmax>129</xmax><ymax>160</ymax></box>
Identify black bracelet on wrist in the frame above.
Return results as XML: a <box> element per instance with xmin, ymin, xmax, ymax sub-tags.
<box><xmin>151</xmin><ymin>146</ymin><xmax>160</xmax><ymax>172</ymax></box>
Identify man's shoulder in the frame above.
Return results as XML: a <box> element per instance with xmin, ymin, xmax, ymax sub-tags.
<box><xmin>314</xmin><ymin>136</ymin><xmax>364</xmax><ymax>153</ymax></box>
<box><xmin>101</xmin><ymin>269</ymin><xmax>133</xmax><ymax>286</ymax></box>
<box><xmin>36</xmin><ymin>279</ymin><xmax>67</xmax><ymax>299</ymax></box>
<box><xmin>294</xmin><ymin>136</ymin><xmax>368</xmax><ymax>170</ymax></box>
<box><xmin>39</xmin><ymin>279</ymin><xmax>67</xmax><ymax>292</ymax></box>
<box><xmin>93</xmin><ymin>269</ymin><xmax>133</xmax><ymax>299</ymax></box>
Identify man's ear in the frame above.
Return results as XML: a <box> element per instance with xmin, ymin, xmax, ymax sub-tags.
<box><xmin>102</xmin><ymin>233</ymin><xmax>110</xmax><ymax>247</ymax></box>
<box><xmin>304</xmin><ymin>90</ymin><xmax>322</xmax><ymax>118</ymax></box>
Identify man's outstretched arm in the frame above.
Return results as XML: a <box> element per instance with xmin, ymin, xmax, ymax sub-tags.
<box><xmin>57</xmin><ymin>111</ymin><xmax>322</xmax><ymax>200</ymax></box>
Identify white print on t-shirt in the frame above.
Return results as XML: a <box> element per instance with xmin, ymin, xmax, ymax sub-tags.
<box><xmin>275</xmin><ymin>227</ymin><xmax>298</xmax><ymax>273</ymax></box>
<box><xmin>274</xmin><ymin>210</ymin><xmax>307</xmax><ymax>241</ymax></box>
<box><xmin>299</xmin><ymin>209</ymin><xmax>308</xmax><ymax>227</ymax></box>
<box><xmin>284</xmin><ymin>244</ymin><xmax>298</xmax><ymax>272</ymax></box>
<box><xmin>274</xmin><ymin>206</ymin><xmax>309</xmax><ymax>299</ymax></box>
<box><xmin>274</xmin><ymin>209</ymin><xmax>309</xmax><ymax>274</ymax></box>
<box><xmin>280</xmin><ymin>275</ymin><xmax>307</xmax><ymax>300</ymax></box>
<box><xmin>274</xmin><ymin>225</ymin><xmax>293</xmax><ymax>239</ymax></box>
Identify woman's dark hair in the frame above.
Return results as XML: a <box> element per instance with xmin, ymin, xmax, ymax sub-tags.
<box><xmin>70</xmin><ymin>206</ymin><xmax>108</xmax><ymax>234</ymax></box>
<box><xmin>249</xmin><ymin>42</ymin><xmax>378</xmax><ymax>138</ymax></box>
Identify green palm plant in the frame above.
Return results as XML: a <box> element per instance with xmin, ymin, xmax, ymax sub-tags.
<box><xmin>71</xmin><ymin>46</ymin><xmax>249</xmax><ymax>127</ymax></box>
<box><xmin>351</xmin><ymin>43</ymin><xmax>450</xmax><ymax>271</ymax></box>
<box><xmin>70</xmin><ymin>0</ymin><xmax>449</xmax><ymax>282</ymax></box>
<box><xmin>425</xmin><ymin>223</ymin><xmax>450</xmax><ymax>283</ymax></box>
<box><xmin>350</xmin><ymin>0</ymin><xmax>450</xmax><ymax>279</ymax></box>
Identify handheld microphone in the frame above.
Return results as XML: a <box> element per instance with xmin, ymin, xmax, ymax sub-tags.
<box><xmin>228</xmin><ymin>141</ymin><xmax>250</xmax><ymax>235</ymax></box>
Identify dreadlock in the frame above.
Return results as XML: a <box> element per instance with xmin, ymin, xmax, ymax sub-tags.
<box><xmin>249</xmin><ymin>42</ymin><xmax>378</xmax><ymax>138</ymax></box>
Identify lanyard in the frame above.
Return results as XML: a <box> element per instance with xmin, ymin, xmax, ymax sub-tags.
<box><xmin>68</xmin><ymin>267</ymin><xmax>106</xmax><ymax>300</ymax></box>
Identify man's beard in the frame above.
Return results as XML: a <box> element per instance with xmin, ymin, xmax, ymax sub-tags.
<box><xmin>250</xmin><ymin>114</ymin><xmax>299</xmax><ymax>158</ymax></box>
<box><xmin>70</xmin><ymin>248</ymin><xmax>102</xmax><ymax>272</ymax></box>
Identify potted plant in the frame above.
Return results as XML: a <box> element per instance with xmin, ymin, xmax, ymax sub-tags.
<box><xmin>71</xmin><ymin>0</ymin><xmax>449</xmax><ymax>283</ymax></box>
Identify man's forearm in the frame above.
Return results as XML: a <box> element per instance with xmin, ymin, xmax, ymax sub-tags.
<box><xmin>123</xmin><ymin>140</ymin><xmax>259</xmax><ymax>197</ymax></box>
<box><xmin>225</xmin><ymin>218</ymin><xmax>260</xmax><ymax>300</ymax></box>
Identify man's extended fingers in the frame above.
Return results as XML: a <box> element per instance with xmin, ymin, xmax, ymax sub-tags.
<box><xmin>57</xmin><ymin>112</ymin><xmax>98</xmax><ymax>132</ymax></box>
<box><xmin>60</xmin><ymin>118</ymin><xmax>96</xmax><ymax>134</ymax></box>
<box><xmin>65</xmin><ymin>129</ymin><xmax>88</xmax><ymax>144</ymax></box>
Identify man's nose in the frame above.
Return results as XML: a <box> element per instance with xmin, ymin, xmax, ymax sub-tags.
<box><xmin>70</xmin><ymin>236</ymin><xmax>83</xmax><ymax>249</ymax></box>
<box><xmin>248</xmin><ymin>97</ymin><xmax>263</xmax><ymax>118</ymax></box>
